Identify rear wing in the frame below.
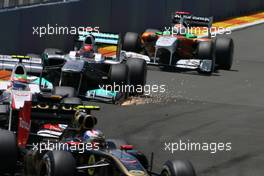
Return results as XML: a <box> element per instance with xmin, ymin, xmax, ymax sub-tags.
<box><xmin>0</xmin><ymin>55</ymin><xmax>43</xmax><ymax>74</ymax></box>
<box><xmin>76</xmin><ymin>31</ymin><xmax>121</xmax><ymax>58</ymax></box>
<box><xmin>31</xmin><ymin>104</ymin><xmax>99</xmax><ymax>122</ymax></box>
<box><xmin>31</xmin><ymin>93</ymin><xmax>100</xmax><ymax>122</ymax></box>
<box><xmin>172</xmin><ymin>13</ymin><xmax>213</xmax><ymax>28</ymax></box>
<box><xmin>17</xmin><ymin>100</ymin><xmax>99</xmax><ymax>147</ymax></box>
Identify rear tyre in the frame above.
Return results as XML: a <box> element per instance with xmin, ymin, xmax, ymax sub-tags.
<box><xmin>123</xmin><ymin>32</ymin><xmax>141</xmax><ymax>52</ymax></box>
<box><xmin>53</xmin><ymin>86</ymin><xmax>76</xmax><ymax>98</ymax></box>
<box><xmin>197</xmin><ymin>41</ymin><xmax>215</xmax><ymax>75</ymax></box>
<box><xmin>126</xmin><ymin>58</ymin><xmax>147</xmax><ymax>95</ymax></box>
<box><xmin>0</xmin><ymin>129</ymin><xmax>17</xmax><ymax>174</ymax></box>
<box><xmin>39</xmin><ymin>151</ymin><xmax>76</xmax><ymax>176</ymax></box>
<box><xmin>215</xmin><ymin>38</ymin><xmax>234</xmax><ymax>70</ymax></box>
<box><xmin>161</xmin><ymin>160</ymin><xmax>196</xmax><ymax>176</ymax></box>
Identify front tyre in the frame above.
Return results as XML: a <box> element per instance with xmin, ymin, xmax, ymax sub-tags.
<box><xmin>0</xmin><ymin>129</ymin><xmax>18</xmax><ymax>174</ymax></box>
<box><xmin>215</xmin><ymin>38</ymin><xmax>234</xmax><ymax>70</ymax></box>
<box><xmin>39</xmin><ymin>151</ymin><xmax>76</xmax><ymax>176</ymax></box>
<box><xmin>109</xmin><ymin>64</ymin><xmax>129</xmax><ymax>98</ymax></box>
<box><xmin>110</xmin><ymin>64</ymin><xmax>129</xmax><ymax>88</ymax></box>
<box><xmin>197</xmin><ymin>41</ymin><xmax>215</xmax><ymax>75</ymax></box>
<box><xmin>161</xmin><ymin>160</ymin><xmax>196</xmax><ymax>176</ymax></box>
<box><xmin>126</xmin><ymin>58</ymin><xmax>147</xmax><ymax>95</ymax></box>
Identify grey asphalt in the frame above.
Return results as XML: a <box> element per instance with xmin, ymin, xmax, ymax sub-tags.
<box><xmin>93</xmin><ymin>23</ymin><xmax>264</xmax><ymax>176</ymax></box>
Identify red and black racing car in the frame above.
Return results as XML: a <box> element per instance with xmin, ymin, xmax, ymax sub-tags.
<box><xmin>0</xmin><ymin>100</ymin><xmax>196</xmax><ymax>176</ymax></box>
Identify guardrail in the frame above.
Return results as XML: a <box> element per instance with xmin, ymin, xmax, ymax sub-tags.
<box><xmin>0</xmin><ymin>0</ymin><xmax>263</xmax><ymax>55</ymax></box>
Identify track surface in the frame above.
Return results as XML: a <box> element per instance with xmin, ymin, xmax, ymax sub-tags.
<box><xmin>93</xmin><ymin>24</ymin><xmax>264</xmax><ymax>176</ymax></box>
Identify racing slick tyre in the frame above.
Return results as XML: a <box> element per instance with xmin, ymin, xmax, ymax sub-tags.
<box><xmin>126</xmin><ymin>58</ymin><xmax>147</xmax><ymax>95</ymax></box>
<box><xmin>123</xmin><ymin>32</ymin><xmax>141</xmax><ymax>52</ymax></box>
<box><xmin>44</xmin><ymin>48</ymin><xmax>64</xmax><ymax>55</ymax></box>
<box><xmin>110</xmin><ymin>64</ymin><xmax>129</xmax><ymax>88</ymax></box>
<box><xmin>215</xmin><ymin>38</ymin><xmax>234</xmax><ymax>70</ymax></box>
<box><xmin>0</xmin><ymin>105</ymin><xmax>8</xmax><ymax>127</ymax></box>
<box><xmin>161</xmin><ymin>160</ymin><xmax>196</xmax><ymax>176</ymax></box>
<box><xmin>39</xmin><ymin>151</ymin><xmax>76</xmax><ymax>176</ymax></box>
<box><xmin>106</xmin><ymin>139</ymin><xmax>128</xmax><ymax>150</ymax></box>
<box><xmin>23</xmin><ymin>150</ymin><xmax>39</xmax><ymax>176</ymax></box>
<box><xmin>53</xmin><ymin>86</ymin><xmax>76</xmax><ymax>98</ymax></box>
<box><xmin>197</xmin><ymin>41</ymin><xmax>215</xmax><ymax>75</ymax></box>
<box><xmin>0</xmin><ymin>129</ymin><xmax>18</xmax><ymax>174</ymax></box>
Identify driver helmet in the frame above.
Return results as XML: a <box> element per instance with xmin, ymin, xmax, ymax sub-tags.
<box><xmin>80</xmin><ymin>44</ymin><xmax>95</xmax><ymax>58</ymax></box>
<box><xmin>83</xmin><ymin>44</ymin><xmax>93</xmax><ymax>52</ymax></box>
<box><xmin>83</xmin><ymin>129</ymin><xmax>106</xmax><ymax>149</ymax></box>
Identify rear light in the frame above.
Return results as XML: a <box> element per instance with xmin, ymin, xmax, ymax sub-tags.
<box><xmin>120</xmin><ymin>145</ymin><xmax>134</xmax><ymax>150</ymax></box>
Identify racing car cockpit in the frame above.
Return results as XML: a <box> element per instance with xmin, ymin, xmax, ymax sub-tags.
<box><xmin>78</xmin><ymin>35</ymin><xmax>98</xmax><ymax>59</ymax></box>
<box><xmin>60</xmin><ymin>128</ymin><xmax>107</xmax><ymax>150</ymax></box>
<box><xmin>14</xmin><ymin>64</ymin><xmax>26</xmax><ymax>75</ymax></box>
<box><xmin>83</xmin><ymin>129</ymin><xmax>107</xmax><ymax>149</ymax></box>
<box><xmin>12</xmin><ymin>81</ymin><xmax>28</xmax><ymax>91</ymax></box>
<box><xmin>11</xmin><ymin>62</ymin><xmax>30</xmax><ymax>90</ymax></box>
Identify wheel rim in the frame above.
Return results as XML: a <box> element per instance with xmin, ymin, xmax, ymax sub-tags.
<box><xmin>40</xmin><ymin>160</ymin><xmax>51</xmax><ymax>176</ymax></box>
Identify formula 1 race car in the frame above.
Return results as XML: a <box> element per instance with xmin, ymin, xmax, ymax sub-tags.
<box><xmin>123</xmin><ymin>11</ymin><xmax>234</xmax><ymax>75</ymax></box>
<box><xmin>0</xmin><ymin>100</ymin><xmax>196</xmax><ymax>176</ymax></box>
<box><xmin>0</xmin><ymin>55</ymin><xmax>92</xmax><ymax>129</ymax></box>
<box><xmin>0</xmin><ymin>98</ymin><xmax>100</xmax><ymax>175</ymax></box>
<box><xmin>0</xmin><ymin>55</ymin><xmax>53</xmax><ymax>129</ymax></box>
<box><xmin>41</xmin><ymin>31</ymin><xmax>148</xmax><ymax>103</ymax></box>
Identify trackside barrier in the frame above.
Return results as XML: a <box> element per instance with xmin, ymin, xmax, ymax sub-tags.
<box><xmin>0</xmin><ymin>0</ymin><xmax>263</xmax><ymax>54</ymax></box>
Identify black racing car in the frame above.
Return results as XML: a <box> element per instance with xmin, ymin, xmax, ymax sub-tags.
<box><xmin>0</xmin><ymin>100</ymin><xmax>196</xmax><ymax>176</ymax></box>
<box><xmin>0</xmin><ymin>94</ymin><xmax>100</xmax><ymax>174</ymax></box>
<box><xmin>23</xmin><ymin>128</ymin><xmax>197</xmax><ymax>176</ymax></box>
